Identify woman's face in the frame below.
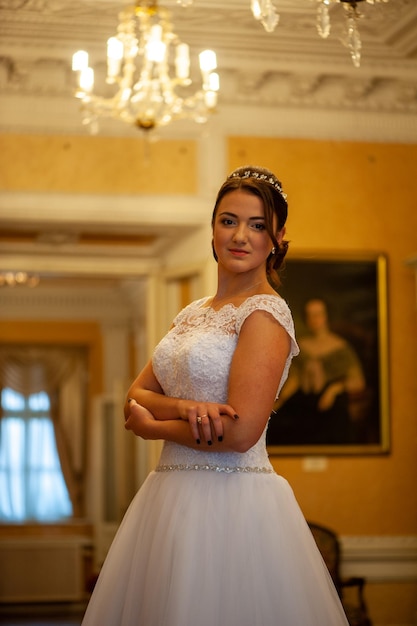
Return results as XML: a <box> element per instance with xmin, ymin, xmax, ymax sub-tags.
<box><xmin>212</xmin><ymin>189</ymin><xmax>280</xmax><ymax>276</ymax></box>
<box><xmin>304</xmin><ymin>299</ymin><xmax>329</xmax><ymax>332</ymax></box>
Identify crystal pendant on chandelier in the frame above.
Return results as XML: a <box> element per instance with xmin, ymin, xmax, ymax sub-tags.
<box><xmin>251</xmin><ymin>0</ymin><xmax>279</xmax><ymax>33</ymax></box>
<box><xmin>72</xmin><ymin>0</ymin><xmax>219</xmax><ymax>132</ymax></box>
<box><xmin>315</xmin><ymin>0</ymin><xmax>389</xmax><ymax>67</ymax></box>
<box><xmin>344</xmin><ymin>3</ymin><xmax>362</xmax><ymax>68</ymax></box>
<box><xmin>178</xmin><ymin>0</ymin><xmax>389</xmax><ymax>65</ymax></box>
<box><xmin>317</xmin><ymin>1</ymin><xmax>331</xmax><ymax>38</ymax></box>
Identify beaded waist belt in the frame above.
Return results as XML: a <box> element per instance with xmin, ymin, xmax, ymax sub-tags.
<box><xmin>155</xmin><ymin>463</ymin><xmax>274</xmax><ymax>474</ymax></box>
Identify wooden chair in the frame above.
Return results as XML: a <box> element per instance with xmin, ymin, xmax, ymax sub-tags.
<box><xmin>307</xmin><ymin>521</ymin><xmax>372</xmax><ymax>626</ymax></box>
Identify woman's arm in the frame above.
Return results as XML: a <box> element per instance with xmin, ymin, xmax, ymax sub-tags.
<box><xmin>124</xmin><ymin>360</ymin><xmax>238</xmax><ymax>444</ymax></box>
<box><xmin>124</xmin><ymin>400</ymin><xmax>230</xmax><ymax>449</ymax></box>
<box><xmin>223</xmin><ymin>309</ymin><xmax>291</xmax><ymax>452</ymax></box>
<box><xmin>125</xmin><ymin>309</ymin><xmax>291</xmax><ymax>452</ymax></box>
<box><xmin>273</xmin><ymin>369</ymin><xmax>300</xmax><ymax>410</ymax></box>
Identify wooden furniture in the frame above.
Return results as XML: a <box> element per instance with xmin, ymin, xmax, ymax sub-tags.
<box><xmin>308</xmin><ymin>521</ymin><xmax>372</xmax><ymax>626</ymax></box>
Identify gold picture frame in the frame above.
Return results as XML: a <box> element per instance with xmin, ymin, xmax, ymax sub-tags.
<box><xmin>267</xmin><ymin>252</ymin><xmax>389</xmax><ymax>456</ymax></box>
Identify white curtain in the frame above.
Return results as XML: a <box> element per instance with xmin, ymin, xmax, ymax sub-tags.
<box><xmin>0</xmin><ymin>405</ymin><xmax>73</xmax><ymax>521</ymax></box>
<box><xmin>0</xmin><ymin>346</ymin><xmax>88</xmax><ymax>519</ymax></box>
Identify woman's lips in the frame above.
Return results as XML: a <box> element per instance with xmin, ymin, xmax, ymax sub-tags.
<box><xmin>229</xmin><ymin>249</ymin><xmax>248</xmax><ymax>257</ymax></box>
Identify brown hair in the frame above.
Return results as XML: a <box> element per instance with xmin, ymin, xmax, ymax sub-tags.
<box><xmin>211</xmin><ymin>165</ymin><xmax>289</xmax><ymax>290</ymax></box>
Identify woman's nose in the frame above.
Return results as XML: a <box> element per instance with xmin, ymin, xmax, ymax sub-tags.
<box><xmin>232</xmin><ymin>224</ymin><xmax>248</xmax><ymax>242</ymax></box>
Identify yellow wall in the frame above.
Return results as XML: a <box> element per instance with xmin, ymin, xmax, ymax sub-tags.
<box><xmin>0</xmin><ymin>134</ymin><xmax>197</xmax><ymax>194</ymax></box>
<box><xmin>229</xmin><ymin>137</ymin><xmax>417</xmax><ymax>536</ymax></box>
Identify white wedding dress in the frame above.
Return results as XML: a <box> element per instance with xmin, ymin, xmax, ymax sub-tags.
<box><xmin>82</xmin><ymin>295</ymin><xmax>349</xmax><ymax>626</ymax></box>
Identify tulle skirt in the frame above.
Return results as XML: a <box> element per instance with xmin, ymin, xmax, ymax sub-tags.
<box><xmin>82</xmin><ymin>469</ymin><xmax>349</xmax><ymax>626</ymax></box>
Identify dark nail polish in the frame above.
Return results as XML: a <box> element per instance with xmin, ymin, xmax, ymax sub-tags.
<box><xmin>218</xmin><ymin>436</ymin><xmax>223</xmax><ymax>442</ymax></box>
<box><xmin>196</xmin><ymin>439</ymin><xmax>200</xmax><ymax>445</ymax></box>
<box><xmin>208</xmin><ymin>440</ymin><xmax>212</xmax><ymax>446</ymax></box>
<box><xmin>234</xmin><ymin>414</ymin><xmax>240</xmax><ymax>420</ymax></box>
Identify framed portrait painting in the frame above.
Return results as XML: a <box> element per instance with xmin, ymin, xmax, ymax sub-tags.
<box><xmin>267</xmin><ymin>253</ymin><xmax>390</xmax><ymax>456</ymax></box>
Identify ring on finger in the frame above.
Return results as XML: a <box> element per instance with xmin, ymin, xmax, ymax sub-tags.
<box><xmin>197</xmin><ymin>416</ymin><xmax>202</xmax><ymax>424</ymax></box>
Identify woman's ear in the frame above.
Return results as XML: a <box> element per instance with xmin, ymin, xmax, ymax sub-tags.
<box><xmin>276</xmin><ymin>227</ymin><xmax>286</xmax><ymax>244</ymax></box>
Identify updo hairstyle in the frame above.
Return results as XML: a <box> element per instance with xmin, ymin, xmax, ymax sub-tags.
<box><xmin>211</xmin><ymin>165</ymin><xmax>289</xmax><ymax>290</ymax></box>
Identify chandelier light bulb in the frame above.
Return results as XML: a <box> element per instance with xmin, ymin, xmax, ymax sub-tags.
<box><xmin>72</xmin><ymin>50</ymin><xmax>89</xmax><ymax>72</ymax></box>
<box><xmin>199</xmin><ymin>49</ymin><xmax>217</xmax><ymax>73</ymax></box>
<box><xmin>107</xmin><ymin>37</ymin><xmax>124</xmax><ymax>81</ymax></box>
<box><xmin>204</xmin><ymin>90</ymin><xmax>218</xmax><ymax>109</ymax></box>
<box><xmin>107</xmin><ymin>37</ymin><xmax>124</xmax><ymax>61</ymax></box>
<box><xmin>0</xmin><ymin>271</ymin><xmax>40</xmax><ymax>288</ymax></box>
<box><xmin>208</xmin><ymin>72</ymin><xmax>220</xmax><ymax>92</ymax></box>
<box><xmin>73</xmin><ymin>50</ymin><xmax>94</xmax><ymax>96</ymax></box>
<box><xmin>14</xmin><ymin>272</ymin><xmax>28</xmax><ymax>284</ymax></box>
<box><xmin>146</xmin><ymin>25</ymin><xmax>166</xmax><ymax>63</ymax></box>
<box><xmin>79</xmin><ymin>67</ymin><xmax>94</xmax><ymax>93</ymax></box>
<box><xmin>175</xmin><ymin>43</ymin><xmax>190</xmax><ymax>79</ymax></box>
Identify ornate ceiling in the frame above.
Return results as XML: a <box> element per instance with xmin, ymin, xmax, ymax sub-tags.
<box><xmin>1</xmin><ymin>0</ymin><xmax>417</xmax><ymax>132</ymax></box>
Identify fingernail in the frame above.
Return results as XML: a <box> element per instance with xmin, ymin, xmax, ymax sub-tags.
<box><xmin>218</xmin><ymin>436</ymin><xmax>223</xmax><ymax>442</ymax></box>
<box><xmin>207</xmin><ymin>440</ymin><xmax>212</xmax><ymax>446</ymax></box>
<box><xmin>196</xmin><ymin>439</ymin><xmax>200</xmax><ymax>445</ymax></box>
<box><xmin>234</xmin><ymin>414</ymin><xmax>240</xmax><ymax>420</ymax></box>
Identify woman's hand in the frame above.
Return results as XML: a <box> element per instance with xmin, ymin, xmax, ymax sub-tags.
<box><xmin>124</xmin><ymin>399</ymin><xmax>156</xmax><ymax>437</ymax></box>
<box><xmin>125</xmin><ymin>397</ymin><xmax>238</xmax><ymax>448</ymax></box>
<box><xmin>177</xmin><ymin>399</ymin><xmax>238</xmax><ymax>445</ymax></box>
<box><xmin>318</xmin><ymin>382</ymin><xmax>344</xmax><ymax>411</ymax></box>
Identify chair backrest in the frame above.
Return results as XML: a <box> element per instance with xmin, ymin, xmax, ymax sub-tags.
<box><xmin>307</xmin><ymin>521</ymin><xmax>342</xmax><ymax>594</ymax></box>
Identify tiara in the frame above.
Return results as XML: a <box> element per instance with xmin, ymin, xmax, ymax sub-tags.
<box><xmin>229</xmin><ymin>169</ymin><xmax>288</xmax><ymax>201</ymax></box>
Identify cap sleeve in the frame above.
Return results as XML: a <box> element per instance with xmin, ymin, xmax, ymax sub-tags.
<box><xmin>236</xmin><ymin>295</ymin><xmax>299</xmax><ymax>358</ymax></box>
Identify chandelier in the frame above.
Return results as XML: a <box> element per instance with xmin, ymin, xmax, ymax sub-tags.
<box><xmin>72</xmin><ymin>0</ymin><xmax>219</xmax><ymax>132</ymax></box>
<box><xmin>315</xmin><ymin>0</ymin><xmax>389</xmax><ymax>68</ymax></box>
<box><xmin>0</xmin><ymin>272</ymin><xmax>40</xmax><ymax>288</ymax></box>
<box><xmin>182</xmin><ymin>0</ymin><xmax>389</xmax><ymax>68</ymax></box>
<box><xmin>256</xmin><ymin>0</ymin><xmax>390</xmax><ymax>67</ymax></box>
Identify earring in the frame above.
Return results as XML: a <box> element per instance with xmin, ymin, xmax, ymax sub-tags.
<box><xmin>271</xmin><ymin>247</ymin><xmax>276</xmax><ymax>255</ymax></box>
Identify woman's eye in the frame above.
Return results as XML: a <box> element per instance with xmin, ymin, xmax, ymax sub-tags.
<box><xmin>252</xmin><ymin>222</ymin><xmax>265</xmax><ymax>230</ymax></box>
<box><xmin>221</xmin><ymin>218</ymin><xmax>235</xmax><ymax>226</ymax></box>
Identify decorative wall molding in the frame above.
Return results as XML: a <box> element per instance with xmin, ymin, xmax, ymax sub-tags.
<box><xmin>1</xmin><ymin>52</ymin><xmax>417</xmax><ymax>116</ymax></box>
<box><xmin>341</xmin><ymin>535</ymin><xmax>417</xmax><ymax>583</ymax></box>
<box><xmin>0</xmin><ymin>285</ymin><xmax>140</xmax><ymax>322</ymax></box>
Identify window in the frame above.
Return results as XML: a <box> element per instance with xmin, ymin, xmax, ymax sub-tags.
<box><xmin>0</xmin><ymin>387</ymin><xmax>73</xmax><ymax>522</ymax></box>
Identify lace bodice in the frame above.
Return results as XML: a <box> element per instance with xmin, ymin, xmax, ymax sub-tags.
<box><xmin>152</xmin><ymin>295</ymin><xmax>299</xmax><ymax>472</ymax></box>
